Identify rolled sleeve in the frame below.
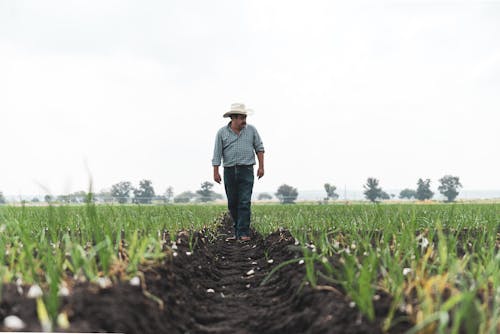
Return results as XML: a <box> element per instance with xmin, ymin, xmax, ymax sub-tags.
<box><xmin>253</xmin><ymin>128</ymin><xmax>265</xmax><ymax>153</ymax></box>
<box><xmin>212</xmin><ymin>131</ymin><xmax>223</xmax><ymax>166</ymax></box>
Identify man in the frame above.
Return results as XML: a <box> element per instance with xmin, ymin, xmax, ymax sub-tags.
<box><xmin>212</xmin><ymin>103</ymin><xmax>265</xmax><ymax>242</ymax></box>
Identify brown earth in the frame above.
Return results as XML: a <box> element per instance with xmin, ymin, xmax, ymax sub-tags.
<box><xmin>0</xmin><ymin>217</ymin><xmax>411</xmax><ymax>333</ymax></box>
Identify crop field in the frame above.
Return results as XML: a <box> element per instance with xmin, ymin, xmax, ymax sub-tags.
<box><xmin>0</xmin><ymin>203</ymin><xmax>499</xmax><ymax>333</ymax></box>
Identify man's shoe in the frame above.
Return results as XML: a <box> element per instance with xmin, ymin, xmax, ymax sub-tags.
<box><xmin>239</xmin><ymin>236</ymin><xmax>251</xmax><ymax>242</ymax></box>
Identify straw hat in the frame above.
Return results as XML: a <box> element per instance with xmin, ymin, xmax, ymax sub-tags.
<box><xmin>223</xmin><ymin>103</ymin><xmax>253</xmax><ymax>118</ymax></box>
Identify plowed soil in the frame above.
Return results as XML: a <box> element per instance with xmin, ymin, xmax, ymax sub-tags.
<box><xmin>0</xmin><ymin>217</ymin><xmax>411</xmax><ymax>333</ymax></box>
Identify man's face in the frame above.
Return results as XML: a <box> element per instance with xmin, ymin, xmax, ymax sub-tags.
<box><xmin>232</xmin><ymin>114</ymin><xmax>247</xmax><ymax>129</ymax></box>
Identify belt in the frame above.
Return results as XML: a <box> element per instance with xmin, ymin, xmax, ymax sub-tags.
<box><xmin>224</xmin><ymin>164</ymin><xmax>253</xmax><ymax>168</ymax></box>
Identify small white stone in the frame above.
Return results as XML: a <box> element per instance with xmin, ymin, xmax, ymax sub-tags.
<box><xmin>246</xmin><ymin>269</ymin><xmax>255</xmax><ymax>276</ymax></box>
<box><xmin>173</xmin><ymin>252</ymin><xmax>178</xmax><ymax>257</ymax></box>
<box><xmin>349</xmin><ymin>301</ymin><xmax>356</xmax><ymax>308</ymax></box>
<box><xmin>294</xmin><ymin>239</ymin><xmax>299</xmax><ymax>246</ymax></box>
<box><xmin>220</xmin><ymin>292</ymin><xmax>225</xmax><ymax>298</ymax></box>
<box><xmin>186</xmin><ymin>251</ymin><xmax>192</xmax><ymax>256</ymax></box>
<box><xmin>58</xmin><ymin>286</ymin><xmax>70</xmax><ymax>297</ymax></box>
<box><xmin>399</xmin><ymin>303</ymin><xmax>408</xmax><ymax>313</ymax></box>
<box><xmin>373</xmin><ymin>294</ymin><xmax>381</xmax><ymax>301</ymax></box>
<box><xmin>403</xmin><ymin>268</ymin><xmax>412</xmax><ymax>276</ymax></box>
<box><xmin>251</xmin><ymin>261</ymin><xmax>258</xmax><ymax>265</ymax></box>
<box><xmin>267</xmin><ymin>259</ymin><xmax>274</xmax><ymax>264</ymax></box>
<box><xmin>419</xmin><ymin>237</ymin><xmax>429</xmax><ymax>249</ymax></box>
<box><xmin>299</xmin><ymin>259</ymin><xmax>304</xmax><ymax>265</ymax></box>
<box><xmin>97</xmin><ymin>277</ymin><xmax>112</xmax><ymax>289</ymax></box>
<box><xmin>171</xmin><ymin>243</ymin><xmax>178</xmax><ymax>250</ymax></box>
<box><xmin>27</xmin><ymin>284</ymin><xmax>43</xmax><ymax>298</ymax></box>
<box><xmin>130</xmin><ymin>276</ymin><xmax>141</xmax><ymax>286</ymax></box>
<box><xmin>57</xmin><ymin>312</ymin><xmax>70</xmax><ymax>329</ymax></box>
<box><xmin>206</xmin><ymin>288</ymin><xmax>215</xmax><ymax>293</ymax></box>
<box><xmin>246</xmin><ymin>284</ymin><xmax>251</xmax><ymax>288</ymax></box>
<box><xmin>3</xmin><ymin>315</ymin><xmax>26</xmax><ymax>330</ymax></box>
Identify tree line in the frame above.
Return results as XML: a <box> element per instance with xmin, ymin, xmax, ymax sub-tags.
<box><xmin>0</xmin><ymin>180</ymin><xmax>224</xmax><ymax>205</ymax></box>
<box><xmin>273</xmin><ymin>175</ymin><xmax>463</xmax><ymax>204</ymax></box>
<box><xmin>363</xmin><ymin>175</ymin><xmax>462</xmax><ymax>203</ymax></box>
<box><xmin>0</xmin><ymin>174</ymin><xmax>463</xmax><ymax>205</ymax></box>
<box><xmin>107</xmin><ymin>180</ymin><xmax>223</xmax><ymax>204</ymax></box>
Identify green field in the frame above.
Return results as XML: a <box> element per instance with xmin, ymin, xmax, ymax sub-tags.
<box><xmin>0</xmin><ymin>203</ymin><xmax>499</xmax><ymax>333</ymax></box>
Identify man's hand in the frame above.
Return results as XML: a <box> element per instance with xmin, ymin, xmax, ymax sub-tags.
<box><xmin>214</xmin><ymin>171</ymin><xmax>221</xmax><ymax>184</ymax></box>
<box><xmin>257</xmin><ymin>167</ymin><xmax>264</xmax><ymax>179</ymax></box>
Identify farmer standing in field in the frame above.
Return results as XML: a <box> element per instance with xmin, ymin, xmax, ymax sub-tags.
<box><xmin>212</xmin><ymin>103</ymin><xmax>265</xmax><ymax>242</ymax></box>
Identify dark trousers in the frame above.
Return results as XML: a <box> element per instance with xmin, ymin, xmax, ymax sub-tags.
<box><xmin>224</xmin><ymin>165</ymin><xmax>254</xmax><ymax>238</ymax></box>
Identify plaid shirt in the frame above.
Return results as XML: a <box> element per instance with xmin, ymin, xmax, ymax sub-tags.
<box><xmin>212</xmin><ymin>123</ymin><xmax>265</xmax><ymax>167</ymax></box>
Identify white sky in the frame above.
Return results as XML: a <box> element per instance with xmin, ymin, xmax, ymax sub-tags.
<box><xmin>1</xmin><ymin>0</ymin><xmax>499</xmax><ymax>197</ymax></box>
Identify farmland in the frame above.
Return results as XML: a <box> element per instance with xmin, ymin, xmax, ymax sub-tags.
<box><xmin>0</xmin><ymin>203</ymin><xmax>499</xmax><ymax>333</ymax></box>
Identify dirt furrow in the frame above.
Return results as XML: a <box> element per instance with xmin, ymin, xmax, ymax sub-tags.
<box><xmin>0</xmin><ymin>218</ymin><xmax>411</xmax><ymax>333</ymax></box>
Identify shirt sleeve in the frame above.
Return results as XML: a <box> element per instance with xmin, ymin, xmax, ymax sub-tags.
<box><xmin>212</xmin><ymin>130</ymin><xmax>223</xmax><ymax>166</ymax></box>
<box><xmin>253</xmin><ymin>127</ymin><xmax>265</xmax><ymax>153</ymax></box>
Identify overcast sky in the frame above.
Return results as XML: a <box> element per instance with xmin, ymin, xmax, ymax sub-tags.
<box><xmin>1</xmin><ymin>0</ymin><xmax>499</xmax><ymax>197</ymax></box>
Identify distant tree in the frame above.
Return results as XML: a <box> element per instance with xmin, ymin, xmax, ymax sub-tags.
<box><xmin>164</xmin><ymin>186</ymin><xmax>174</xmax><ymax>203</ymax></box>
<box><xmin>111</xmin><ymin>181</ymin><xmax>133</xmax><ymax>204</ymax></box>
<box><xmin>380</xmin><ymin>191</ymin><xmax>391</xmax><ymax>200</ymax></box>
<box><xmin>97</xmin><ymin>189</ymin><xmax>113</xmax><ymax>203</ymax></box>
<box><xmin>275</xmin><ymin>184</ymin><xmax>298</xmax><ymax>204</ymax></box>
<box><xmin>133</xmin><ymin>180</ymin><xmax>155</xmax><ymax>204</ymax></box>
<box><xmin>55</xmin><ymin>191</ymin><xmax>87</xmax><ymax>204</ymax></box>
<box><xmin>84</xmin><ymin>192</ymin><xmax>96</xmax><ymax>204</ymax></box>
<box><xmin>363</xmin><ymin>178</ymin><xmax>384</xmax><ymax>203</ymax></box>
<box><xmin>324</xmin><ymin>183</ymin><xmax>339</xmax><ymax>201</ymax></box>
<box><xmin>174</xmin><ymin>191</ymin><xmax>196</xmax><ymax>203</ymax></box>
<box><xmin>196</xmin><ymin>182</ymin><xmax>223</xmax><ymax>202</ymax></box>
<box><xmin>399</xmin><ymin>188</ymin><xmax>417</xmax><ymax>199</ymax></box>
<box><xmin>0</xmin><ymin>192</ymin><xmax>6</xmax><ymax>204</ymax></box>
<box><xmin>438</xmin><ymin>175</ymin><xmax>462</xmax><ymax>202</ymax></box>
<box><xmin>70</xmin><ymin>191</ymin><xmax>87</xmax><ymax>203</ymax></box>
<box><xmin>44</xmin><ymin>195</ymin><xmax>53</xmax><ymax>203</ymax></box>
<box><xmin>416</xmin><ymin>178</ymin><xmax>434</xmax><ymax>201</ymax></box>
<box><xmin>258</xmin><ymin>192</ymin><xmax>273</xmax><ymax>200</ymax></box>
<box><xmin>57</xmin><ymin>194</ymin><xmax>69</xmax><ymax>203</ymax></box>
<box><xmin>31</xmin><ymin>197</ymin><xmax>40</xmax><ymax>203</ymax></box>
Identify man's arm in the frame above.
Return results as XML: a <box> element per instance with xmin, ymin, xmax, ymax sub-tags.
<box><xmin>256</xmin><ymin>151</ymin><xmax>264</xmax><ymax>179</ymax></box>
<box><xmin>212</xmin><ymin>130</ymin><xmax>223</xmax><ymax>184</ymax></box>
<box><xmin>213</xmin><ymin>165</ymin><xmax>221</xmax><ymax>184</ymax></box>
<box><xmin>252</xmin><ymin>126</ymin><xmax>265</xmax><ymax>179</ymax></box>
